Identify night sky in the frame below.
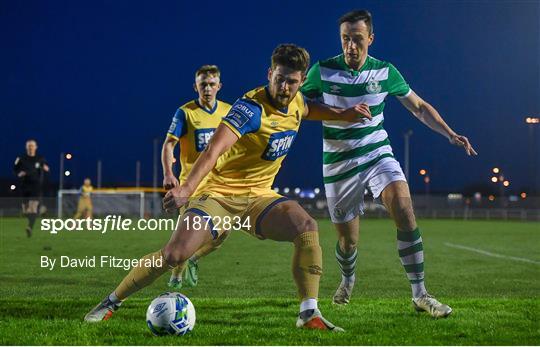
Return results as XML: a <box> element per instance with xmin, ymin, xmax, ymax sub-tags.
<box><xmin>2</xmin><ymin>0</ymin><xmax>539</xmax><ymax>194</ymax></box>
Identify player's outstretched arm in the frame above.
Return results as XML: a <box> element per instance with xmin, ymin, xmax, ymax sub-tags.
<box><xmin>304</xmin><ymin>100</ymin><xmax>372</xmax><ymax>122</ymax></box>
<box><xmin>399</xmin><ymin>91</ymin><xmax>478</xmax><ymax>156</ymax></box>
<box><xmin>161</xmin><ymin>136</ymin><xmax>179</xmax><ymax>190</ymax></box>
<box><xmin>163</xmin><ymin>124</ymin><xmax>238</xmax><ymax>212</ymax></box>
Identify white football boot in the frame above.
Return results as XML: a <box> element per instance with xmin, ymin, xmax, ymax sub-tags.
<box><xmin>296</xmin><ymin>309</ymin><xmax>344</xmax><ymax>332</ymax></box>
<box><xmin>332</xmin><ymin>280</ymin><xmax>354</xmax><ymax>305</ymax></box>
<box><xmin>84</xmin><ymin>296</ymin><xmax>121</xmax><ymax>322</ymax></box>
<box><xmin>412</xmin><ymin>293</ymin><xmax>452</xmax><ymax>318</ymax></box>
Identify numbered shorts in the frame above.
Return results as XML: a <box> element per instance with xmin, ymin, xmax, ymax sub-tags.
<box><xmin>182</xmin><ymin>192</ymin><xmax>289</xmax><ymax>240</ymax></box>
<box><xmin>325</xmin><ymin>157</ymin><xmax>407</xmax><ymax>223</ymax></box>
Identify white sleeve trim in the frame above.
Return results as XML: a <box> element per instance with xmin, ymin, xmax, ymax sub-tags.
<box><xmin>396</xmin><ymin>88</ymin><xmax>413</xmax><ymax>99</ymax></box>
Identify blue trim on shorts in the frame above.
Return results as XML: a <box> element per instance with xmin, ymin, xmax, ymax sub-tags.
<box><xmin>185</xmin><ymin>208</ymin><xmax>218</xmax><ymax>240</ymax></box>
<box><xmin>255</xmin><ymin>197</ymin><xmax>290</xmax><ymax>237</ymax></box>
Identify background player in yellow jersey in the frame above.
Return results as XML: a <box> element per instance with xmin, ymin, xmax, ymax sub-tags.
<box><xmin>85</xmin><ymin>44</ymin><xmax>371</xmax><ymax>331</ymax></box>
<box><xmin>73</xmin><ymin>178</ymin><xmax>93</xmax><ymax>219</ymax></box>
<box><xmin>161</xmin><ymin>65</ymin><xmax>231</xmax><ymax>289</ymax></box>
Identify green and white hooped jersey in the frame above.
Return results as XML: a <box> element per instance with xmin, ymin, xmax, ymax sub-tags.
<box><xmin>301</xmin><ymin>54</ymin><xmax>411</xmax><ymax>185</ymax></box>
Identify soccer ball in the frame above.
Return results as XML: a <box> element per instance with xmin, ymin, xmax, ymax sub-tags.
<box><xmin>146</xmin><ymin>292</ymin><xmax>196</xmax><ymax>336</ymax></box>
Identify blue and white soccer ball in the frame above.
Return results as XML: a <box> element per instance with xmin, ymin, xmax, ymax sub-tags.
<box><xmin>146</xmin><ymin>292</ymin><xmax>196</xmax><ymax>336</ymax></box>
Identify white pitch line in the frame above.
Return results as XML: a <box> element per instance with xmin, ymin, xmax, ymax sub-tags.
<box><xmin>444</xmin><ymin>242</ymin><xmax>540</xmax><ymax>265</ymax></box>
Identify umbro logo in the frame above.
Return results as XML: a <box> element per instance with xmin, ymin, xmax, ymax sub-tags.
<box><xmin>153</xmin><ymin>302</ymin><xmax>168</xmax><ymax>317</ymax></box>
<box><xmin>330</xmin><ymin>85</ymin><xmax>341</xmax><ymax>94</ymax></box>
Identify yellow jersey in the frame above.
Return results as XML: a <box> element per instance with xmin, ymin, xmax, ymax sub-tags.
<box><xmin>81</xmin><ymin>184</ymin><xmax>93</xmax><ymax>199</ymax></box>
<box><xmin>205</xmin><ymin>86</ymin><xmax>306</xmax><ymax>196</ymax></box>
<box><xmin>167</xmin><ymin>99</ymin><xmax>231</xmax><ymax>184</ymax></box>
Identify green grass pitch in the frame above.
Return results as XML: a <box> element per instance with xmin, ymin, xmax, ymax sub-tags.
<box><xmin>0</xmin><ymin>217</ymin><xmax>539</xmax><ymax>345</ymax></box>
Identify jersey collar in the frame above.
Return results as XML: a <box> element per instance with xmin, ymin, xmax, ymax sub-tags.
<box><xmin>195</xmin><ymin>99</ymin><xmax>219</xmax><ymax>115</ymax></box>
<box><xmin>339</xmin><ymin>54</ymin><xmax>371</xmax><ymax>76</ymax></box>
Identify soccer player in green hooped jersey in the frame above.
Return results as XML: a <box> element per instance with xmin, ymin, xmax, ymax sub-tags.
<box><xmin>162</xmin><ymin>65</ymin><xmax>232</xmax><ymax>290</ymax></box>
<box><xmin>301</xmin><ymin>9</ymin><xmax>477</xmax><ymax>317</ymax></box>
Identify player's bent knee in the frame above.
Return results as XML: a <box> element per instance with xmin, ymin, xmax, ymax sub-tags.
<box><xmin>293</xmin><ymin>217</ymin><xmax>319</xmax><ymax>240</ymax></box>
<box><xmin>393</xmin><ymin>202</ymin><xmax>417</xmax><ymax>232</ymax></box>
<box><xmin>283</xmin><ymin>204</ymin><xmax>318</xmax><ymax>237</ymax></box>
<box><xmin>161</xmin><ymin>247</ymin><xmax>177</xmax><ymax>267</ymax></box>
<box><xmin>162</xmin><ymin>245</ymin><xmax>190</xmax><ymax>267</ymax></box>
<box><xmin>296</xmin><ymin>217</ymin><xmax>318</xmax><ymax>234</ymax></box>
<box><xmin>339</xmin><ymin>237</ymin><xmax>357</xmax><ymax>252</ymax></box>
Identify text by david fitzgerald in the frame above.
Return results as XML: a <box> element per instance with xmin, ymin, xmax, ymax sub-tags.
<box><xmin>40</xmin><ymin>255</ymin><xmax>162</xmax><ymax>271</ymax></box>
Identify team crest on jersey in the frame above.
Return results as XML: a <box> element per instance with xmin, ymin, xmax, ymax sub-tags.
<box><xmin>194</xmin><ymin>128</ymin><xmax>215</xmax><ymax>152</ymax></box>
<box><xmin>366</xmin><ymin>77</ymin><xmax>382</xmax><ymax>94</ymax></box>
<box><xmin>329</xmin><ymin>85</ymin><xmax>341</xmax><ymax>94</ymax></box>
<box><xmin>270</xmin><ymin>121</ymin><xmax>279</xmax><ymax>128</ymax></box>
<box><xmin>262</xmin><ymin>130</ymin><xmax>297</xmax><ymax>161</ymax></box>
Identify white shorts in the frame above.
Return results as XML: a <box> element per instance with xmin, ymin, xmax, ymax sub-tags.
<box><xmin>324</xmin><ymin>157</ymin><xmax>407</xmax><ymax>223</ymax></box>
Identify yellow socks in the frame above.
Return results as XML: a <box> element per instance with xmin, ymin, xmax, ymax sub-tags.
<box><xmin>170</xmin><ymin>262</ymin><xmax>187</xmax><ymax>279</ymax></box>
<box><xmin>292</xmin><ymin>231</ymin><xmax>322</xmax><ymax>301</ymax></box>
<box><xmin>114</xmin><ymin>249</ymin><xmax>168</xmax><ymax>300</ymax></box>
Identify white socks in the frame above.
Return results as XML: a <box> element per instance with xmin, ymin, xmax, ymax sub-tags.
<box><xmin>300</xmin><ymin>298</ymin><xmax>318</xmax><ymax>313</ymax></box>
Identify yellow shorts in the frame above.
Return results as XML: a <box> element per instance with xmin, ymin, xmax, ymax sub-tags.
<box><xmin>76</xmin><ymin>198</ymin><xmax>93</xmax><ymax>212</ymax></box>
<box><xmin>182</xmin><ymin>190</ymin><xmax>288</xmax><ymax>240</ymax></box>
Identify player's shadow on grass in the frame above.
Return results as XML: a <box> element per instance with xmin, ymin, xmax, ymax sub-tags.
<box><xmin>187</xmin><ymin>298</ymin><xmax>296</xmax><ymax>312</ymax></box>
<box><xmin>200</xmin><ymin>316</ymin><xmax>286</xmax><ymax>330</ymax></box>
<box><xmin>0</xmin><ymin>299</ymin><xmax>95</xmax><ymax>319</ymax></box>
<box><xmin>0</xmin><ymin>275</ymin><xmax>81</xmax><ymax>286</ymax></box>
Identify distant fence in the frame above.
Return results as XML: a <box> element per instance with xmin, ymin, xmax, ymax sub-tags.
<box><xmin>304</xmin><ymin>195</ymin><xmax>540</xmax><ymax>222</ymax></box>
<box><xmin>0</xmin><ymin>194</ymin><xmax>539</xmax><ymax>221</ymax></box>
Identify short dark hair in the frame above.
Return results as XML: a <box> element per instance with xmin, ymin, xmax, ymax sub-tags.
<box><xmin>195</xmin><ymin>65</ymin><xmax>220</xmax><ymax>78</ymax></box>
<box><xmin>339</xmin><ymin>10</ymin><xmax>373</xmax><ymax>34</ymax></box>
<box><xmin>271</xmin><ymin>44</ymin><xmax>310</xmax><ymax>74</ymax></box>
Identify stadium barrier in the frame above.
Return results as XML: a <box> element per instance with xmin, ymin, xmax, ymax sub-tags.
<box><xmin>0</xmin><ymin>192</ymin><xmax>538</xmax><ymax>221</ymax></box>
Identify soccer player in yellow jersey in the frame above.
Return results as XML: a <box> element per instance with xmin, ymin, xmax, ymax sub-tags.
<box><xmin>161</xmin><ymin>65</ymin><xmax>231</xmax><ymax>290</ymax></box>
<box><xmin>85</xmin><ymin>44</ymin><xmax>371</xmax><ymax>331</ymax></box>
<box><xmin>73</xmin><ymin>178</ymin><xmax>93</xmax><ymax>219</ymax></box>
